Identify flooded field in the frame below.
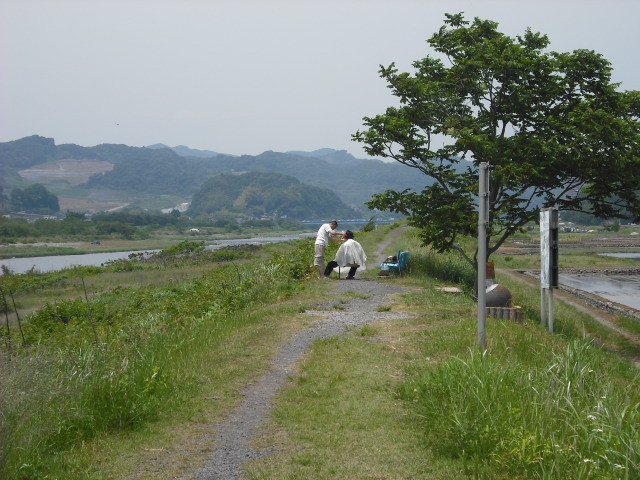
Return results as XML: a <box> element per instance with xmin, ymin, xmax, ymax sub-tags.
<box><xmin>559</xmin><ymin>273</ymin><xmax>640</xmax><ymax>310</ymax></box>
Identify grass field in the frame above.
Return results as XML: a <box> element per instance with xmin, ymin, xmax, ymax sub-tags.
<box><xmin>247</xmin><ymin>228</ymin><xmax>640</xmax><ymax>479</ymax></box>
<box><xmin>1</xmin><ymin>225</ymin><xmax>638</xmax><ymax>479</ymax></box>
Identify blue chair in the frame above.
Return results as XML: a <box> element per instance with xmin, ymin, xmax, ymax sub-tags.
<box><xmin>396</xmin><ymin>251</ymin><xmax>410</xmax><ymax>274</ymax></box>
<box><xmin>381</xmin><ymin>251</ymin><xmax>410</xmax><ymax>275</ymax></box>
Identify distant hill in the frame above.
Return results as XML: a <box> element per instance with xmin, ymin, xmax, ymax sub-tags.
<box><xmin>0</xmin><ymin>135</ymin><xmax>433</xmax><ymax>215</ymax></box>
<box><xmin>0</xmin><ymin>135</ymin><xmax>185</xmax><ymax>171</ymax></box>
<box><xmin>188</xmin><ymin>172</ymin><xmax>357</xmax><ymax>220</ymax></box>
<box><xmin>285</xmin><ymin>148</ymin><xmax>362</xmax><ymax>165</ymax></box>
<box><xmin>195</xmin><ymin>150</ymin><xmax>430</xmax><ymax>208</ymax></box>
<box><xmin>146</xmin><ymin>143</ymin><xmax>227</xmax><ymax>158</ymax></box>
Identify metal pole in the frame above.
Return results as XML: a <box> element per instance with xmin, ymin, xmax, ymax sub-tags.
<box><xmin>541</xmin><ymin>287</ymin><xmax>546</xmax><ymax>327</ymax></box>
<box><xmin>548</xmin><ymin>288</ymin><xmax>554</xmax><ymax>333</ymax></box>
<box><xmin>477</xmin><ymin>163</ymin><xmax>489</xmax><ymax>348</ymax></box>
<box><xmin>549</xmin><ymin>208</ymin><xmax>558</xmax><ymax>333</ymax></box>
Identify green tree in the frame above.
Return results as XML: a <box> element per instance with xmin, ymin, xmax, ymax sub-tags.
<box><xmin>353</xmin><ymin>13</ymin><xmax>640</xmax><ymax>271</ymax></box>
<box><xmin>10</xmin><ymin>183</ymin><xmax>60</xmax><ymax>213</ymax></box>
<box><xmin>0</xmin><ymin>185</ymin><xmax>9</xmax><ymax>214</ymax></box>
<box><xmin>187</xmin><ymin>172</ymin><xmax>357</xmax><ymax>220</ymax></box>
<box><xmin>59</xmin><ymin>213</ymin><xmax>91</xmax><ymax>235</ymax></box>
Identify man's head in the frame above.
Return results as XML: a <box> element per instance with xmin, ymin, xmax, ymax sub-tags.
<box><xmin>329</xmin><ymin>220</ymin><xmax>338</xmax><ymax>229</ymax></box>
<box><xmin>344</xmin><ymin>230</ymin><xmax>354</xmax><ymax>239</ymax></box>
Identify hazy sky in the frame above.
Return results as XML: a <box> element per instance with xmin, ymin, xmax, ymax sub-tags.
<box><xmin>2</xmin><ymin>0</ymin><xmax>639</xmax><ymax>158</ymax></box>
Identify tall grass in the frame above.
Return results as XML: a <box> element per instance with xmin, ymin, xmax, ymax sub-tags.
<box><xmin>0</xmin><ymin>239</ymin><xmax>314</xmax><ymax>479</ymax></box>
<box><xmin>397</xmin><ymin>233</ymin><xmax>640</xmax><ymax>479</ymax></box>
<box><xmin>400</xmin><ymin>339</ymin><xmax>639</xmax><ymax>479</ymax></box>
<box><xmin>401</xmin><ymin>232</ymin><xmax>476</xmax><ymax>289</ymax></box>
<box><xmin>494</xmin><ymin>272</ymin><xmax>640</xmax><ymax>360</ymax></box>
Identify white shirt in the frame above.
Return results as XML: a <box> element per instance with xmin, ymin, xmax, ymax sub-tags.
<box><xmin>334</xmin><ymin>239</ymin><xmax>367</xmax><ymax>267</ymax></box>
<box><xmin>315</xmin><ymin>223</ymin><xmax>334</xmax><ymax>246</ymax></box>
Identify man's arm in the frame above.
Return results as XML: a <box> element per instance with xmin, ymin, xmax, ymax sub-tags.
<box><xmin>328</xmin><ymin>229</ymin><xmax>345</xmax><ymax>241</ymax></box>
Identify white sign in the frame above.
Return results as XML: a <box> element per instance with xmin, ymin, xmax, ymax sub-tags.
<box><xmin>540</xmin><ymin>208</ymin><xmax>558</xmax><ymax>289</ymax></box>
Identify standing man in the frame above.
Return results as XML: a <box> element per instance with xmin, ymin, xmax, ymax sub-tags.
<box><xmin>314</xmin><ymin>220</ymin><xmax>343</xmax><ymax>279</ymax></box>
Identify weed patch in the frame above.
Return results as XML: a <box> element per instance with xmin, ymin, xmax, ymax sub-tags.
<box><xmin>400</xmin><ymin>339</ymin><xmax>640</xmax><ymax>478</ymax></box>
<box><xmin>0</xmin><ymin>238</ymin><xmax>314</xmax><ymax>478</ymax></box>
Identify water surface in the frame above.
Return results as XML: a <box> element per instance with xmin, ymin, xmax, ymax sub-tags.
<box><xmin>0</xmin><ymin>233</ymin><xmax>313</xmax><ymax>275</ymax></box>
<box><xmin>559</xmin><ymin>274</ymin><xmax>640</xmax><ymax>310</ymax></box>
<box><xmin>598</xmin><ymin>252</ymin><xmax>640</xmax><ymax>261</ymax></box>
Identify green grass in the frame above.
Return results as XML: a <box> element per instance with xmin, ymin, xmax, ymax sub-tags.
<box><xmin>2</xmin><ymin>226</ymin><xmax>639</xmax><ymax>479</ymax></box>
<box><xmin>495</xmin><ymin>271</ymin><xmax>640</xmax><ymax>361</ymax></box>
<box><xmin>399</xmin><ymin>233</ymin><xmax>640</xmax><ymax>479</ymax></box>
<box><xmin>492</xmin><ymin>250</ymin><xmax>640</xmax><ymax>270</ymax></box>
<box><xmin>342</xmin><ymin>290</ymin><xmax>371</xmax><ymax>300</ymax></box>
<box><xmin>0</xmin><ymin>244</ymin><xmax>262</xmax><ymax>336</ymax></box>
<box><xmin>618</xmin><ymin>315</ymin><xmax>640</xmax><ymax>337</ymax></box>
<box><xmin>247</xmin><ymin>227</ymin><xmax>640</xmax><ymax>480</ymax></box>
<box><xmin>0</xmin><ymin>239</ymin><xmax>315</xmax><ymax>479</ymax></box>
<box><xmin>401</xmin><ymin>338</ymin><xmax>639</xmax><ymax>479</ymax></box>
<box><xmin>248</xmin><ymin>331</ymin><xmax>459</xmax><ymax>479</ymax></box>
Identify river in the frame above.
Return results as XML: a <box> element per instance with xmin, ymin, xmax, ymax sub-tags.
<box><xmin>3</xmin><ymin>240</ymin><xmax>639</xmax><ymax>312</ymax></box>
<box><xmin>0</xmin><ymin>233</ymin><xmax>313</xmax><ymax>275</ymax></box>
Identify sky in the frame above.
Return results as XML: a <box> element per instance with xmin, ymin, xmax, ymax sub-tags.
<box><xmin>2</xmin><ymin>0</ymin><xmax>639</xmax><ymax>158</ymax></box>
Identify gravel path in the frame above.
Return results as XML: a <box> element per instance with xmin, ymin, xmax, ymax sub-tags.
<box><xmin>191</xmin><ymin>231</ymin><xmax>411</xmax><ymax>480</ymax></box>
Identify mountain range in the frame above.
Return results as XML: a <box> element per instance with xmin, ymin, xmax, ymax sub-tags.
<box><xmin>0</xmin><ymin>135</ymin><xmax>429</xmax><ymax>217</ymax></box>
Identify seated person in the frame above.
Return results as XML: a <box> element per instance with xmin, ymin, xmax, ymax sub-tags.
<box><xmin>323</xmin><ymin>230</ymin><xmax>367</xmax><ymax>279</ymax></box>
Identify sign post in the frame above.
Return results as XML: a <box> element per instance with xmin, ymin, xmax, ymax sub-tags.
<box><xmin>540</xmin><ymin>207</ymin><xmax>559</xmax><ymax>333</ymax></box>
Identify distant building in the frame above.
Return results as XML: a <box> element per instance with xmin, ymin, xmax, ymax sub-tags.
<box><xmin>4</xmin><ymin>212</ymin><xmax>60</xmax><ymax>222</ymax></box>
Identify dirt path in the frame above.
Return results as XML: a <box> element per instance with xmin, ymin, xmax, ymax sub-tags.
<box><xmin>188</xmin><ymin>228</ymin><xmax>412</xmax><ymax>479</ymax></box>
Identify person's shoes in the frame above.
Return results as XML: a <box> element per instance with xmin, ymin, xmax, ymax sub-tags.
<box><xmin>345</xmin><ymin>276</ymin><xmax>354</xmax><ymax>280</ymax></box>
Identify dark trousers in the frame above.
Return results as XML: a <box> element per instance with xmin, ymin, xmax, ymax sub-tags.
<box><xmin>324</xmin><ymin>261</ymin><xmax>357</xmax><ymax>278</ymax></box>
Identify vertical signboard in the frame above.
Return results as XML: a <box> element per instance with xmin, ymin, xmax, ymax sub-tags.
<box><xmin>540</xmin><ymin>208</ymin><xmax>559</xmax><ymax>288</ymax></box>
<box><xmin>540</xmin><ymin>207</ymin><xmax>558</xmax><ymax>332</ymax></box>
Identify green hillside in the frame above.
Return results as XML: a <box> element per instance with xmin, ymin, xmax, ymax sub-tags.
<box><xmin>187</xmin><ymin>171</ymin><xmax>357</xmax><ymax>220</ymax></box>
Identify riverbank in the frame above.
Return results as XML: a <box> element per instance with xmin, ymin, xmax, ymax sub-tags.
<box><xmin>94</xmin><ymin>228</ymin><xmax>640</xmax><ymax>479</ymax></box>
<box><xmin>0</xmin><ymin>234</ymin><xmax>315</xmax><ymax>275</ymax></box>
<box><xmin>0</xmin><ymin>231</ymin><xmax>311</xmax><ymax>260</ymax></box>
<box><xmin>0</xmin><ymin>239</ymin><xmax>173</xmax><ymax>259</ymax></box>
<box><xmin>0</xmin><ymin>228</ymin><xmax>313</xmax><ymax>259</ymax></box>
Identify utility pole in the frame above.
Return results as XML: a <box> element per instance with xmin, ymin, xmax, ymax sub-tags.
<box><xmin>478</xmin><ymin>163</ymin><xmax>489</xmax><ymax>348</ymax></box>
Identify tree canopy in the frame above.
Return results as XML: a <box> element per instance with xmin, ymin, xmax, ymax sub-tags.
<box><xmin>353</xmin><ymin>13</ymin><xmax>640</xmax><ymax>269</ymax></box>
<box><xmin>187</xmin><ymin>171</ymin><xmax>357</xmax><ymax>220</ymax></box>
<box><xmin>10</xmin><ymin>183</ymin><xmax>60</xmax><ymax>213</ymax></box>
